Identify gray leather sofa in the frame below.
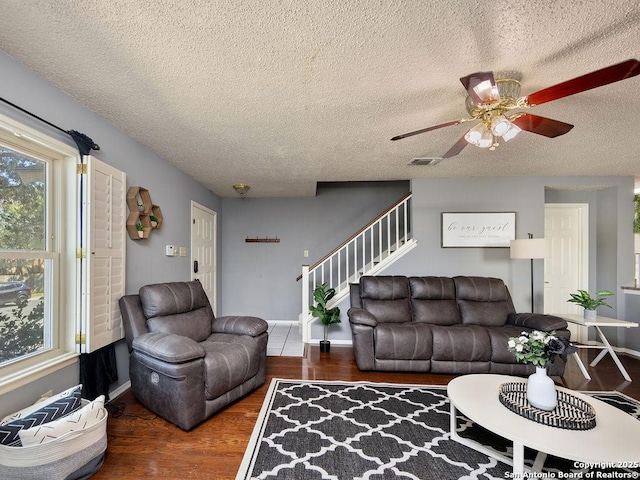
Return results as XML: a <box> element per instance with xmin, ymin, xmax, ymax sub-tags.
<box><xmin>348</xmin><ymin>276</ymin><xmax>570</xmax><ymax>376</ymax></box>
<box><xmin>119</xmin><ymin>281</ymin><xmax>268</xmax><ymax>430</ymax></box>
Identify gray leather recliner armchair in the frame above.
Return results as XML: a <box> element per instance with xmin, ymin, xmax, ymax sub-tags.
<box><xmin>118</xmin><ymin>281</ymin><xmax>268</xmax><ymax>430</ymax></box>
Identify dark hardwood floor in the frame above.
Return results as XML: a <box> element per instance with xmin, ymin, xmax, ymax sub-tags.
<box><xmin>93</xmin><ymin>347</ymin><xmax>640</xmax><ymax>480</ymax></box>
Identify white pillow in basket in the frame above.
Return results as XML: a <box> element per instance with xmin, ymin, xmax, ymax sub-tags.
<box><xmin>18</xmin><ymin>395</ymin><xmax>105</xmax><ymax>447</ymax></box>
<box><xmin>0</xmin><ymin>385</ymin><xmax>82</xmax><ymax>425</ymax></box>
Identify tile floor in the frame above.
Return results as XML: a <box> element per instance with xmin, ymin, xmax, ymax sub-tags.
<box><xmin>267</xmin><ymin>322</ymin><xmax>305</xmax><ymax>357</ymax></box>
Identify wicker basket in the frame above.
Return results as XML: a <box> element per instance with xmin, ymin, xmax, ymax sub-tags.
<box><xmin>499</xmin><ymin>382</ymin><xmax>596</xmax><ymax>430</ymax></box>
<box><xmin>0</xmin><ymin>399</ymin><xmax>108</xmax><ymax>480</ymax></box>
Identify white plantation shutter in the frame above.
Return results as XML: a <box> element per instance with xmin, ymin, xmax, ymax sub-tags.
<box><xmin>79</xmin><ymin>156</ymin><xmax>126</xmax><ymax>353</ymax></box>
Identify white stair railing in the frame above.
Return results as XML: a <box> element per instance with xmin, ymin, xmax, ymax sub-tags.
<box><xmin>299</xmin><ymin>193</ymin><xmax>415</xmax><ymax>342</ymax></box>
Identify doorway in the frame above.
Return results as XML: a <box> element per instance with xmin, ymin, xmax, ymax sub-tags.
<box><xmin>191</xmin><ymin>201</ymin><xmax>217</xmax><ymax>314</ymax></box>
<box><xmin>543</xmin><ymin>203</ymin><xmax>589</xmax><ymax>342</ymax></box>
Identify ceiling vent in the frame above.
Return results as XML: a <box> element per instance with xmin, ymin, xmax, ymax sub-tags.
<box><xmin>408</xmin><ymin>157</ymin><xmax>442</xmax><ymax>166</ymax></box>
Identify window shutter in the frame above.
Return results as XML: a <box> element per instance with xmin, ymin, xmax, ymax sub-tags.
<box><xmin>80</xmin><ymin>156</ymin><xmax>126</xmax><ymax>353</ymax></box>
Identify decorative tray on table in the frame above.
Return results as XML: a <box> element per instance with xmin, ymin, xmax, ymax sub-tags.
<box><xmin>498</xmin><ymin>382</ymin><xmax>596</xmax><ymax>430</ymax></box>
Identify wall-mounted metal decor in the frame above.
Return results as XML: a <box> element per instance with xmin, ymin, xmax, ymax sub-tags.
<box><xmin>245</xmin><ymin>237</ymin><xmax>280</xmax><ymax>243</ymax></box>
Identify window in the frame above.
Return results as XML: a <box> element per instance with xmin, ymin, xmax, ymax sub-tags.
<box><xmin>0</xmin><ymin>116</ymin><xmax>78</xmax><ymax>394</ymax></box>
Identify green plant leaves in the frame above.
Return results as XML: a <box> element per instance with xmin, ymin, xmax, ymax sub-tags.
<box><xmin>567</xmin><ymin>289</ymin><xmax>614</xmax><ymax>309</ymax></box>
<box><xmin>310</xmin><ymin>283</ymin><xmax>341</xmax><ymax>327</ymax></box>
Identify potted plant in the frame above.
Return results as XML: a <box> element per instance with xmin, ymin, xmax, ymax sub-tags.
<box><xmin>135</xmin><ymin>222</ymin><xmax>144</xmax><ymax>238</ymax></box>
<box><xmin>150</xmin><ymin>215</ymin><xmax>158</xmax><ymax>228</ymax></box>
<box><xmin>309</xmin><ymin>283</ymin><xmax>341</xmax><ymax>353</ymax></box>
<box><xmin>567</xmin><ymin>289</ymin><xmax>615</xmax><ymax>319</ymax></box>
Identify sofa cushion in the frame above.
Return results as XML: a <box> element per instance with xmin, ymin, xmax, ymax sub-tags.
<box><xmin>374</xmin><ymin>323</ymin><xmax>433</xmax><ymax>360</ymax></box>
<box><xmin>141</xmin><ymin>282</ymin><xmax>213</xmax><ymax>342</ymax></box>
<box><xmin>140</xmin><ymin>281</ymin><xmax>211</xmax><ymax>318</ymax></box>
<box><xmin>202</xmin><ymin>334</ymin><xmax>261</xmax><ymax>400</ymax></box>
<box><xmin>147</xmin><ymin>309</ymin><xmax>212</xmax><ymax>343</ymax></box>
<box><xmin>409</xmin><ymin>277</ymin><xmax>461</xmax><ymax>325</ymax></box>
<box><xmin>485</xmin><ymin>325</ymin><xmax>530</xmax><ymax>363</ymax></box>
<box><xmin>360</xmin><ymin>276</ymin><xmax>411</xmax><ymax>324</ymax></box>
<box><xmin>430</xmin><ymin>324</ymin><xmax>491</xmax><ymax>362</ymax></box>
<box><xmin>454</xmin><ymin>276</ymin><xmax>515</xmax><ymax>326</ymax></box>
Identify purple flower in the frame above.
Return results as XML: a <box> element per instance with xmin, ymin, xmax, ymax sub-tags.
<box><xmin>547</xmin><ymin>336</ymin><xmax>577</xmax><ymax>356</ymax></box>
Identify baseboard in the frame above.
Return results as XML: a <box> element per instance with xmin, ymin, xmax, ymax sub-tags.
<box><xmin>109</xmin><ymin>381</ymin><xmax>131</xmax><ymax>401</ymax></box>
<box><xmin>619</xmin><ymin>347</ymin><xmax>640</xmax><ymax>359</ymax></box>
<box><xmin>580</xmin><ymin>341</ymin><xmax>640</xmax><ymax>359</ymax></box>
<box><xmin>308</xmin><ymin>338</ymin><xmax>353</xmax><ymax>346</ymax></box>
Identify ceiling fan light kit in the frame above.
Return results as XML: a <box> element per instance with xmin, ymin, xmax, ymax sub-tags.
<box><xmin>392</xmin><ymin>59</ymin><xmax>640</xmax><ymax>160</ymax></box>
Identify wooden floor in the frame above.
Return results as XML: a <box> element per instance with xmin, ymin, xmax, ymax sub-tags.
<box><xmin>92</xmin><ymin>347</ymin><xmax>640</xmax><ymax>480</ymax></box>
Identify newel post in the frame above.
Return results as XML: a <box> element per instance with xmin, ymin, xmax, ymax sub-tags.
<box><xmin>301</xmin><ymin>265</ymin><xmax>310</xmax><ymax>343</ymax></box>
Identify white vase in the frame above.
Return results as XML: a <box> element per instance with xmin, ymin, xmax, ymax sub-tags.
<box><xmin>526</xmin><ymin>366</ymin><xmax>558</xmax><ymax>411</ymax></box>
<box><xmin>583</xmin><ymin>309</ymin><xmax>597</xmax><ymax>320</ymax></box>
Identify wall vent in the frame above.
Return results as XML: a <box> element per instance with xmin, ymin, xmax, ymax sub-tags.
<box><xmin>408</xmin><ymin>157</ymin><xmax>442</xmax><ymax>166</ymax></box>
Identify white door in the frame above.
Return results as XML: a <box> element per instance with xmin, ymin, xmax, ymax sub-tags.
<box><xmin>191</xmin><ymin>202</ymin><xmax>217</xmax><ymax>314</ymax></box>
<box><xmin>543</xmin><ymin>204</ymin><xmax>588</xmax><ymax>341</ymax></box>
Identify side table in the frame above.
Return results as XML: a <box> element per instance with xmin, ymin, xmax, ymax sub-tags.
<box><xmin>553</xmin><ymin>313</ymin><xmax>638</xmax><ymax>382</ymax></box>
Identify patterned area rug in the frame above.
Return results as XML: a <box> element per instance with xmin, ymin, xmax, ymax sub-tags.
<box><xmin>236</xmin><ymin>379</ymin><xmax>640</xmax><ymax>480</ymax></box>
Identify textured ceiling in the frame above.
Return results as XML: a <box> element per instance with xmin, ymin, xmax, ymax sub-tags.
<box><xmin>1</xmin><ymin>0</ymin><xmax>639</xmax><ymax>197</ymax></box>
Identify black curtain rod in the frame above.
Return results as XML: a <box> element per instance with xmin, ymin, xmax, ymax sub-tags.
<box><xmin>0</xmin><ymin>96</ymin><xmax>100</xmax><ymax>154</ymax></box>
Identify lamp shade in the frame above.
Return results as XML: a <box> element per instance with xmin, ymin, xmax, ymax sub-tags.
<box><xmin>510</xmin><ymin>238</ymin><xmax>547</xmax><ymax>259</ymax></box>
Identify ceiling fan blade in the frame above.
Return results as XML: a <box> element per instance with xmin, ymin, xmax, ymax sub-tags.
<box><xmin>390</xmin><ymin>119</ymin><xmax>465</xmax><ymax>141</ymax></box>
<box><xmin>511</xmin><ymin>113</ymin><xmax>574</xmax><ymax>138</ymax></box>
<box><xmin>442</xmin><ymin>135</ymin><xmax>469</xmax><ymax>158</ymax></box>
<box><xmin>525</xmin><ymin>59</ymin><xmax>640</xmax><ymax>107</ymax></box>
<box><xmin>460</xmin><ymin>71</ymin><xmax>500</xmax><ymax>105</ymax></box>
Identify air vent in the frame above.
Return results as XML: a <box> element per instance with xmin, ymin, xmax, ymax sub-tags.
<box><xmin>408</xmin><ymin>157</ymin><xmax>442</xmax><ymax>166</ymax></box>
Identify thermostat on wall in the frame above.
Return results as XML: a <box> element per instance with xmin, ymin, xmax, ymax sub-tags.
<box><xmin>165</xmin><ymin>245</ymin><xmax>176</xmax><ymax>256</ymax></box>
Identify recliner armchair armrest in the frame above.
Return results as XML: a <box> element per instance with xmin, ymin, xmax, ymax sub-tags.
<box><xmin>213</xmin><ymin>316</ymin><xmax>269</xmax><ymax>337</ymax></box>
<box><xmin>507</xmin><ymin>313</ymin><xmax>568</xmax><ymax>332</ymax></box>
<box><xmin>132</xmin><ymin>332</ymin><xmax>206</xmax><ymax>363</ymax></box>
<box><xmin>347</xmin><ymin>307</ymin><xmax>378</xmax><ymax>327</ymax></box>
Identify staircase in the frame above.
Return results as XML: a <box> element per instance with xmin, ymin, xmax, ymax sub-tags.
<box><xmin>299</xmin><ymin>193</ymin><xmax>417</xmax><ymax>343</ymax></box>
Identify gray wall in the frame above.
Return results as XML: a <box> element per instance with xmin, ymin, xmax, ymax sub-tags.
<box><xmin>0</xmin><ymin>52</ymin><xmax>221</xmax><ymax>417</ymax></box>
<box><xmin>220</xmin><ymin>181</ymin><xmax>409</xmax><ymax>324</ymax></box>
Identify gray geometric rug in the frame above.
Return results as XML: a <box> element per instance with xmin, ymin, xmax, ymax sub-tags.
<box><xmin>236</xmin><ymin>379</ymin><xmax>640</xmax><ymax>480</ymax></box>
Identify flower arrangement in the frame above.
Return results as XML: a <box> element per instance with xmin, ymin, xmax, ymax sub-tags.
<box><xmin>507</xmin><ymin>330</ymin><xmax>577</xmax><ymax>367</ymax></box>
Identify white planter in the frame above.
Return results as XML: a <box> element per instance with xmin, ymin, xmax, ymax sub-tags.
<box><xmin>526</xmin><ymin>366</ymin><xmax>557</xmax><ymax>411</ymax></box>
<box><xmin>583</xmin><ymin>309</ymin><xmax>597</xmax><ymax>320</ymax></box>
<box><xmin>137</xmin><ymin>231</ymin><xmax>144</xmax><ymax>238</ymax></box>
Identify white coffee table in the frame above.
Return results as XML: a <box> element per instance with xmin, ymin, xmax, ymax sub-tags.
<box><xmin>554</xmin><ymin>313</ymin><xmax>638</xmax><ymax>382</ymax></box>
<box><xmin>447</xmin><ymin>374</ymin><xmax>640</xmax><ymax>476</ymax></box>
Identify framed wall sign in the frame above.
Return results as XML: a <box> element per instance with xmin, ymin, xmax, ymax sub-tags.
<box><xmin>441</xmin><ymin>212</ymin><xmax>516</xmax><ymax>248</ymax></box>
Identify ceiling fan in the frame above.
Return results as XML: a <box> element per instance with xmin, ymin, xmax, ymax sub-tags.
<box><xmin>391</xmin><ymin>59</ymin><xmax>640</xmax><ymax>159</ymax></box>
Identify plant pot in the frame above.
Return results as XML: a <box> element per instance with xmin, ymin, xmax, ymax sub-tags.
<box><xmin>583</xmin><ymin>309</ymin><xmax>597</xmax><ymax>320</ymax></box>
<box><xmin>137</xmin><ymin>231</ymin><xmax>144</xmax><ymax>238</ymax></box>
<box><xmin>526</xmin><ymin>366</ymin><xmax>557</xmax><ymax>411</ymax></box>
<box><xmin>319</xmin><ymin>340</ymin><xmax>331</xmax><ymax>353</ymax></box>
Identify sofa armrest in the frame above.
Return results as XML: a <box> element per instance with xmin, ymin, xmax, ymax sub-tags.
<box><xmin>507</xmin><ymin>313</ymin><xmax>568</xmax><ymax>332</ymax></box>
<box><xmin>132</xmin><ymin>332</ymin><xmax>206</xmax><ymax>363</ymax></box>
<box><xmin>347</xmin><ymin>307</ymin><xmax>378</xmax><ymax>327</ymax></box>
<box><xmin>212</xmin><ymin>316</ymin><xmax>269</xmax><ymax>337</ymax></box>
